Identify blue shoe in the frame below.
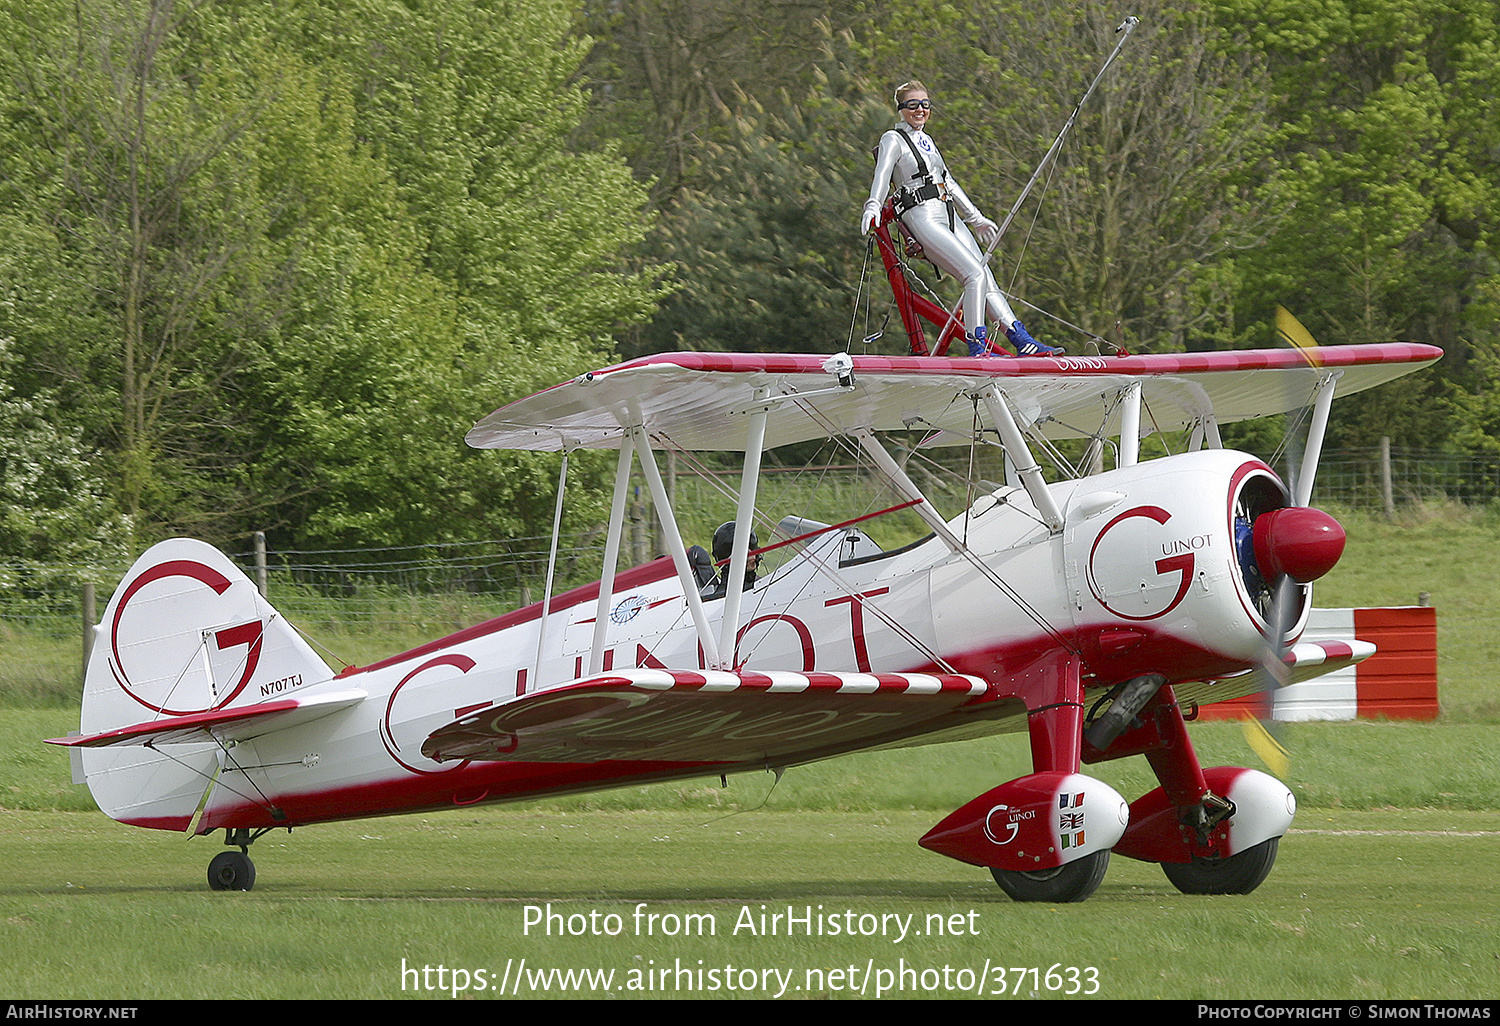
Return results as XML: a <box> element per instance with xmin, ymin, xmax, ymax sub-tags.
<box><xmin>1007</xmin><ymin>320</ymin><xmax>1062</xmax><ymax>356</ymax></box>
<box><xmin>967</xmin><ymin>326</ymin><xmax>992</xmax><ymax>358</ymax></box>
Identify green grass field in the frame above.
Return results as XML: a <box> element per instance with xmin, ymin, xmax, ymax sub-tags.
<box><xmin>1</xmin><ymin>502</ymin><xmax>1496</xmax><ymax>999</ymax></box>
<box><xmin>2</xmin><ymin>806</ymin><xmax>1496</xmax><ymax>999</ymax></box>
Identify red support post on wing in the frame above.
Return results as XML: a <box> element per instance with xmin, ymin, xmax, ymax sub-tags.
<box><xmin>870</xmin><ymin>201</ymin><xmax>971</xmax><ymax>357</ymax></box>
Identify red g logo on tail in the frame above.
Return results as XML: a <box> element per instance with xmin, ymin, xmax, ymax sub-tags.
<box><xmin>109</xmin><ymin>559</ymin><xmax>263</xmax><ymax>715</ymax></box>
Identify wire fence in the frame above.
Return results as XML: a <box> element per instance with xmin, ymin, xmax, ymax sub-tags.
<box><xmin>3</xmin><ymin>446</ymin><xmax>1496</xmax><ymax>642</ymax></box>
<box><xmin>1315</xmin><ymin>448</ymin><xmax>1500</xmax><ymax>510</ymax></box>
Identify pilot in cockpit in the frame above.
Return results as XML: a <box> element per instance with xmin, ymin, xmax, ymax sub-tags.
<box><xmin>689</xmin><ymin>521</ymin><xmax>761</xmax><ymax>600</ymax></box>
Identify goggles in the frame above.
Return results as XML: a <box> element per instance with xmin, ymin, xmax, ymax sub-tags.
<box><xmin>897</xmin><ymin>99</ymin><xmax>932</xmax><ymax>111</ymax></box>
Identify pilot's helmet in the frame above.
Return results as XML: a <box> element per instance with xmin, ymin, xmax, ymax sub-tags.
<box><xmin>712</xmin><ymin>521</ymin><xmax>759</xmax><ymax>563</ymax></box>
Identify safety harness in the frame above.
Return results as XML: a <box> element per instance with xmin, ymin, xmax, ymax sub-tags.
<box><xmin>880</xmin><ymin>126</ymin><xmax>955</xmax><ymax>264</ymax></box>
<box><xmin>889</xmin><ymin>127</ymin><xmax>951</xmax><ymax>224</ymax></box>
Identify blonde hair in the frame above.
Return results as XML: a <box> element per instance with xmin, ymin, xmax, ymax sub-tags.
<box><xmin>894</xmin><ymin>80</ymin><xmax>928</xmax><ymax>107</ymax></box>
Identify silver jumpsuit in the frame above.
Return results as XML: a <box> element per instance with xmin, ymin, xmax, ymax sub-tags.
<box><xmin>862</xmin><ymin>122</ymin><xmax>1023</xmax><ymax>351</ymax></box>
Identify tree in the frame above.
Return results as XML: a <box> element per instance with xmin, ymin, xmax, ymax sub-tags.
<box><xmin>233</xmin><ymin>0</ymin><xmax>668</xmax><ymax>548</ymax></box>
<box><xmin>0</xmin><ymin>0</ymin><xmax>288</xmax><ymax>538</ymax></box>
<box><xmin>577</xmin><ymin>0</ymin><xmax>865</xmax><ymax>205</ymax></box>
<box><xmin>1201</xmin><ymin>0</ymin><xmax>1500</xmax><ymax>450</ymax></box>
<box><xmin>622</xmin><ymin>60</ymin><xmax>896</xmax><ymax>357</ymax></box>
<box><xmin>0</xmin><ymin>333</ymin><xmax>129</xmax><ymax>583</ymax></box>
<box><xmin>0</xmin><ymin>0</ymin><xmax>666</xmax><ymax>551</ymax></box>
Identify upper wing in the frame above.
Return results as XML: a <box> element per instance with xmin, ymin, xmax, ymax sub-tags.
<box><xmin>421</xmin><ymin>669</ymin><xmax>1026</xmax><ymax>765</ymax></box>
<box><xmin>465</xmin><ymin>345</ymin><xmax>1442</xmax><ymax>453</ymax></box>
<box><xmin>47</xmin><ymin>688</ymin><xmax>367</xmax><ymax>748</ymax></box>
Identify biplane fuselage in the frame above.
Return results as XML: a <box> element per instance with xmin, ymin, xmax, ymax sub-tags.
<box><xmin>55</xmin><ymin>345</ymin><xmax>1440</xmax><ymax>899</ymax></box>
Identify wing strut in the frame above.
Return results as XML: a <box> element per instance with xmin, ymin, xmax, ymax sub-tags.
<box><xmin>976</xmin><ymin>385</ymin><xmax>1064</xmax><ymax>532</ymax></box>
<box><xmin>532</xmin><ymin>447</ymin><xmax>570</xmax><ymax>691</ymax></box>
<box><xmin>1187</xmin><ymin>414</ymin><xmax>1223</xmax><ymax>452</ymax></box>
<box><xmin>588</xmin><ymin>433</ymin><xmax>637</xmax><ymax>676</ymax></box>
<box><xmin>853</xmin><ymin>427</ymin><xmax>966</xmax><ymax>553</ymax></box>
<box><xmin>856</xmin><ymin>424</ymin><xmax>1076</xmax><ymax>653</ymax></box>
<box><xmin>1117</xmin><ymin>380</ymin><xmax>1143</xmax><ymax>467</ymax></box>
<box><xmin>632</xmin><ymin>425</ymin><xmax>724</xmax><ymax>670</ymax></box>
<box><xmin>1294</xmin><ymin>372</ymin><xmax>1341</xmax><ymax>506</ymax></box>
<box><xmin>719</xmin><ymin>392</ymin><xmax>769</xmax><ymax>669</ymax></box>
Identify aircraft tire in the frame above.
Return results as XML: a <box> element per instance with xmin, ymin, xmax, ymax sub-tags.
<box><xmin>208</xmin><ymin>851</ymin><xmax>256</xmax><ymax>892</ymax></box>
<box><xmin>990</xmin><ymin>850</ymin><xmax>1109</xmax><ymax>903</ymax></box>
<box><xmin>1160</xmin><ymin>837</ymin><xmax>1278</xmax><ymax>895</ymax></box>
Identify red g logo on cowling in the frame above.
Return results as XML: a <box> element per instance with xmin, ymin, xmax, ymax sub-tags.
<box><xmin>1085</xmin><ymin>506</ymin><xmax>1199</xmax><ymax>621</ymax></box>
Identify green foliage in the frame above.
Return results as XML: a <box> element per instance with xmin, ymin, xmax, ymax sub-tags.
<box><xmin>2</xmin><ymin>0</ymin><xmax>1497</xmax><ymax>556</ymax></box>
<box><xmin>0</xmin><ymin>333</ymin><xmax>129</xmax><ymax>582</ymax></box>
<box><xmin>1446</xmin><ymin>282</ymin><xmax>1500</xmax><ymax>458</ymax></box>
<box><xmin>629</xmin><ymin>68</ymin><xmax>895</xmax><ymax>356</ymax></box>
<box><xmin>593</xmin><ymin>0</ymin><xmax>1498</xmax><ymax>454</ymax></box>
<box><xmin>1201</xmin><ymin>0</ymin><xmax>1500</xmax><ymax>448</ymax></box>
<box><xmin>0</xmin><ymin>0</ymin><xmax>665</xmax><ymax>554</ymax></box>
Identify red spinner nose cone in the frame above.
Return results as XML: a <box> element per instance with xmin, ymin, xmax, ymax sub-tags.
<box><xmin>1252</xmin><ymin>507</ymin><xmax>1346</xmax><ymax>583</ymax></box>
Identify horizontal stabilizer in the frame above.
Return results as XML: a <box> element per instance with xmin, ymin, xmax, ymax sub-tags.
<box><xmin>49</xmin><ymin>688</ymin><xmax>366</xmax><ymax>749</ymax></box>
<box><xmin>422</xmin><ymin>669</ymin><xmax>1020</xmax><ymax>765</ymax></box>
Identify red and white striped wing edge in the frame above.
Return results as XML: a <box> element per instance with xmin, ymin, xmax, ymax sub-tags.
<box><xmin>618</xmin><ymin>669</ymin><xmax>990</xmax><ymax>694</ymax></box>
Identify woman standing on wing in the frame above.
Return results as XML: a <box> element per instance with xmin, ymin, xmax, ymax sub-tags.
<box><xmin>861</xmin><ymin>80</ymin><xmax>1060</xmax><ymax>357</ymax></box>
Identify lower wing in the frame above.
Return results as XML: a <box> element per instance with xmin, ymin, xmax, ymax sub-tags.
<box><xmin>421</xmin><ymin>669</ymin><xmax>1027</xmax><ymax>766</ymax></box>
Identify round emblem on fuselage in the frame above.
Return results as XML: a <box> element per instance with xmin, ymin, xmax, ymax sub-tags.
<box><xmin>611</xmin><ymin>595</ymin><xmax>651</xmax><ymax>624</ymax></box>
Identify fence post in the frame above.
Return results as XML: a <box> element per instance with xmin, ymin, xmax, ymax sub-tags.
<box><xmin>1379</xmin><ymin>437</ymin><xmax>1395</xmax><ymax>518</ymax></box>
<box><xmin>81</xmin><ymin>582</ymin><xmax>96</xmax><ymax>685</ymax></box>
<box><xmin>630</xmin><ymin>486</ymin><xmax>647</xmax><ymax>567</ymax></box>
<box><xmin>254</xmin><ymin>531</ymin><xmax>268</xmax><ymax>596</ymax></box>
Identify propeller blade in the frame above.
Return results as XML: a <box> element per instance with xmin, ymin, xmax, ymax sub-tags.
<box><xmin>1246</xmin><ymin>308</ymin><xmax>1335</xmax><ymax>776</ymax></box>
<box><xmin>1240</xmin><ymin>715</ymin><xmax>1290</xmax><ymax>780</ymax></box>
<box><xmin>1276</xmin><ymin>305</ymin><xmax>1323</xmax><ymax>366</ymax></box>
<box><xmin>1243</xmin><ymin>570</ymin><xmax>1295</xmax><ymax>775</ymax></box>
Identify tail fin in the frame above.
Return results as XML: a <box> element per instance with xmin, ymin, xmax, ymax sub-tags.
<box><xmin>74</xmin><ymin>539</ymin><xmax>334</xmax><ymax>831</ymax></box>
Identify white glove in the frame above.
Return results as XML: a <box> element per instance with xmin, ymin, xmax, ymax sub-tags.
<box><xmin>972</xmin><ymin>216</ymin><xmax>1000</xmax><ymax>248</ymax></box>
<box><xmin>861</xmin><ymin>200</ymin><xmax>881</xmax><ymax>235</ymax></box>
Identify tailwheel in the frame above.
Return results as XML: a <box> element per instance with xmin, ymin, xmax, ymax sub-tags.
<box><xmin>1160</xmin><ymin>838</ymin><xmax>1279</xmax><ymax>895</ymax></box>
<box><xmin>207</xmin><ymin>850</ymin><xmax>256</xmax><ymax>892</ymax></box>
<box><xmin>990</xmin><ymin>850</ymin><xmax>1110</xmax><ymax>903</ymax></box>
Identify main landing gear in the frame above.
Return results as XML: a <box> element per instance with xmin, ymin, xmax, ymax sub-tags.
<box><xmin>207</xmin><ymin>827</ymin><xmax>272</xmax><ymax>891</ymax></box>
<box><xmin>1158</xmin><ymin>838</ymin><xmax>1280</xmax><ymax>895</ymax></box>
<box><xmin>920</xmin><ymin>668</ymin><xmax>1295</xmax><ymax>903</ymax></box>
<box><xmin>991</xmin><ymin>850</ymin><xmax>1112</xmax><ymax>904</ymax></box>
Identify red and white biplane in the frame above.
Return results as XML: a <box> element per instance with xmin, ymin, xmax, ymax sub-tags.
<box><xmin>51</xmin><ymin>335</ymin><xmax>1439</xmax><ymax>900</ymax></box>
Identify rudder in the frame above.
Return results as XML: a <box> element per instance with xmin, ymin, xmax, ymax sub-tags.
<box><xmin>77</xmin><ymin>539</ymin><xmax>334</xmax><ymax>830</ymax></box>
